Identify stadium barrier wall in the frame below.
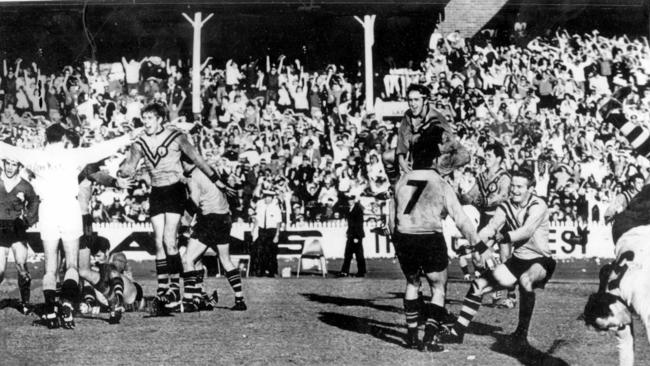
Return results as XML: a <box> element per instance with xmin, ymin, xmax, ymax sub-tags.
<box><xmin>19</xmin><ymin>220</ymin><xmax>615</xmax><ymax>261</ymax></box>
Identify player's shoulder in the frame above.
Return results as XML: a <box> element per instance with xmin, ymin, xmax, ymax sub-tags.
<box><xmin>528</xmin><ymin>194</ymin><xmax>548</xmax><ymax>211</ymax></box>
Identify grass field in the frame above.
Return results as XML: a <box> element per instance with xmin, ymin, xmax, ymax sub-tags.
<box><xmin>0</xmin><ymin>259</ymin><xmax>647</xmax><ymax>366</ymax></box>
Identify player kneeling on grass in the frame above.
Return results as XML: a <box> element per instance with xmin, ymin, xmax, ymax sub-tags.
<box><xmin>180</xmin><ymin>157</ymin><xmax>246</xmax><ymax>312</ymax></box>
<box><xmin>583</xmin><ymin>180</ymin><xmax>650</xmax><ymax>366</ymax></box>
<box><xmin>441</xmin><ymin>168</ymin><xmax>556</xmax><ymax>350</ymax></box>
<box><xmin>79</xmin><ymin>252</ymin><xmax>145</xmax><ymax>324</ymax></box>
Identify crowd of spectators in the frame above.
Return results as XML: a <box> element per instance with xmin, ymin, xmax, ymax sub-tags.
<box><xmin>2</xmin><ymin>26</ymin><xmax>650</xmax><ymax>226</ymax></box>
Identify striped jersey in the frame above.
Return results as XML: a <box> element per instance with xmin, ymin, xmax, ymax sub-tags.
<box><xmin>478</xmin><ymin>194</ymin><xmax>551</xmax><ymax>260</ymax></box>
<box><xmin>476</xmin><ymin>168</ymin><xmax>511</xmax><ymax>212</ymax></box>
<box><xmin>134</xmin><ymin>128</ymin><xmax>184</xmax><ymax>187</ymax></box>
<box><xmin>394</xmin><ymin>169</ymin><xmax>479</xmax><ymax>245</ymax></box>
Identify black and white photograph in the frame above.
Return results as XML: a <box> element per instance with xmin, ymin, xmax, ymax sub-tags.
<box><xmin>0</xmin><ymin>0</ymin><xmax>649</xmax><ymax>364</ymax></box>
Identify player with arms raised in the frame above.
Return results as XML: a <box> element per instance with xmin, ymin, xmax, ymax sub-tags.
<box><xmin>118</xmin><ymin>103</ymin><xmax>233</xmax><ymax>312</ymax></box>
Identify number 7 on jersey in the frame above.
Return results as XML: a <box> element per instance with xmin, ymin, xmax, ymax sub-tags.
<box><xmin>403</xmin><ymin>180</ymin><xmax>427</xmax><ymax>214</ymax></box>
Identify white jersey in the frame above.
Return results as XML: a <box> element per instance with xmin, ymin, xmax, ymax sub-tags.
<box><xmin>0</xmin><ymin>136</ymin><xmax>130</xmax><ymax>204</ymax></box>
<box><xmin>0</xmin><ymin>135</ymin><xmax>131</xmax><ymax>240</ymax></box>
<box><xmin>608</xmin><ymin>225</ymin><xmax>650</xmax><ymax>366</ymax></box>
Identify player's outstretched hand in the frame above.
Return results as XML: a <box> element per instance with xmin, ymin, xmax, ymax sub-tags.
<box><xmin>471</xmin><ymin>242</ymin><xmax>496</xmax><ymax>271</ymax></box>
<box><xmin>115</xmin><ymin>176</ymin><xmax>135</xmax><ymax>190</ymax></box>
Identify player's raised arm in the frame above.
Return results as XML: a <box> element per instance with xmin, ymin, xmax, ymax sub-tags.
<box><xmin>0</xmin><ymin>141</ymin><xmax>39</xmax><ymax>167</ymax></box>
<box><xmin>118</xmin><ymin>141</ymin><xmax>144</xmax><ymax>178</ymax></box>
<box><xmin>77</xmin><ymin>132</ymin><xmax>137</xmax><ymax>167</ymax></box>
<box><xmin>177</xmin><ymin>133</ymin><xmax>232</xmax><ymax>196</ymax></box>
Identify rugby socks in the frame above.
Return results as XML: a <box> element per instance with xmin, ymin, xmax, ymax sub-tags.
<box><xmin>606</xmin><ymin>112</ymin><xmax>650</xmax><ymax>157</ymax></box>
<box><xmin>182</xmin><ymin>271</ymin><xmax>201</xmax><ymax>302</ymax></box>
<box><xmin>423</xmin><ymin>303</ymin><xmax>446</xmax><ymax>342</ymax></box>
<box><xmin>82</xmin><ymin>284</ymin><xmax>96</xmax><ymax>305</ymax></box>
<box><xmin>44</xmin><ymin>289</ymin><xmax>57</xmax><ymax>314</ymax></box>
<box><xmin>403</xmin><ymin>298</ymin><xmax>421</xmax><ymax>339</ymax></box>
<box><xmin>514</xmin><ymin>290</ymin><xmax>536</xmax><ymax>338</ymax></box>
<box><xmin>61</xmin><ymin>279</ymin><xmax>79</xmax><ymax>305</ymax></box>
<box><xmin>18</xmin><ymin>272</ymin><xmax>31</xmax><ymax>304</ymax></box>
<box><xmin>196</xmin><ymin>268</ymin><xmax>207</xmax><ymax>297</ymax></box>
<box><xmin>452</xmin><ymin>287</ymin><xmax>483</xmax><ymax>337</ymax></box>
<box><xmin>155</xmin><ymin>259</ymin><xmax>169</xmax><ymax>297</ymax></box>
<box><xmin>167</xmin><ymin>254</ymin><xmax>182</xmax><ymax>302</ymax></box>
<box><xmin>110</xmin><ymin>277</ymin><xmax>125</xmax><ymax>304</ymax></box>
<box><xmin>226</xmin><ymin>269</ymin><xmax>244</xmax><ymax>301</ymax></box>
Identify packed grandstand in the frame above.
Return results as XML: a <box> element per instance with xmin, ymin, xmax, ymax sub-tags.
<box><xmin>1</xmin><ymin>27</ymin><xmax>648</xmax><ymax>226</ymax></box>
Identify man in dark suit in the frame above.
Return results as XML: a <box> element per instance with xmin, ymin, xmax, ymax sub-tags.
<box><xmin>339</xmin><ymin>195</ymin><xmax>366</xmax><ymax>277</ymax></box>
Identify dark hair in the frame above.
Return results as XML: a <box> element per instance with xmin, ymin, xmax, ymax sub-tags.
<box><xmin>141</xmin><ymin>103</ymin><xmax>167</xmax><ymax>119</ymax></box>
<box><xmin>45</xmin><ymin>123</ymin><xmax>68</xmax><ymax>144</ymax></box>
<box><xmin>485</xmin><ymin>143</ymin><xmax>505</xmax><ymax>160</ymax></box>
<box><xmin>511</xmin><ymin>167</ymin><xmax>536</xmax><ymax>187</ymax></box>
<box><xmin>583</xmin><ymin>292</ymin><xmax>619</xmax><ymax>329</ymax></box>
<box><xmin>406</xmin><ymin>84</ymin><xmax>430</xmax><ymax>99</ymax></box>
<box><xmin>629</xmin><ymin>173</ymin><xmax>644</xmax><ymax>184</ymax></box>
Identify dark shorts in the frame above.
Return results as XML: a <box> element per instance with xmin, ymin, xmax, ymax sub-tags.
<box><xmin>504</xmin><ymin>255</ymin><xmax>556</xmax><ymax>289</ymax></box>
<box><xmin>79</xmin><ymin>214</ymin><xmax>94</xmax><ymax>250</ymax></box>
<box><xmin>149</xmin><ymin>182</ymin><xmax>187</xmax><ymax>217</ymax></box>
<box><xmin>0</xmin><ymin>220</ymin><xmax>27</xmax><ymax>248</ymax></box>
<box><xmin>393</xmin><ymin>231</ymin><xmax>448</xmax><ymax>279</ymax></box>
<box><xmin>190</xmin><ymin>213</ymin><xmax>232</xmax><ymax>248</ymax></box>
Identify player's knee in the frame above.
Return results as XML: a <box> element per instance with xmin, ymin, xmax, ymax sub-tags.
<box><xmin>406</xmin><ymin>273</ymin><xmax>421</xmax><ymax>286</ymax></box>
<box><xmin>519</xmin><ymin>275</ymin><xmax>534</xmax><ymax>293</ymax></box>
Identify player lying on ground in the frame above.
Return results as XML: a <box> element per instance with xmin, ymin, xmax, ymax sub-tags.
<box><xmin>583</xmin><ymin>87</ymin><xmax>650</xmax><ymax>366</ymax></box>
<box><xmin>0</xmin><ymin>158</ymin><xmax>39</xmax><ymax>315</ymax></box>
<box><xmin>79</xmin><ymin>251</ymin><xmax>145</xmax><ymax>324</ymax></box>
<box><xmin>440</xmin><ymin>168</ymin><xmax>556</xmax><ymax>351</ymax></box>
<box><xmin>179</xmin><ymin>157</ymin><xmax>246</xmax><ymax>312</ymax></box>
<box><xmin>0</xmin><ymin>123</ymin><xmax>141</xmax><ymax>329</ymax></box>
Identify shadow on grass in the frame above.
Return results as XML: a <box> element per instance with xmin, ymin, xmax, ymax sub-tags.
<box><xmin>301</xmin><ymin>293</ymin><xmax>402</xmax><ymax>313</ymax></box>
<box><xmin>318</xmin><ymin>312</ymin><xmax>406</xmax><ymax>348</ymax></box>
<box><xmin>384</xmin><ymin>291</ymin><xmax>464</xmax><ymax>306</ymax></box>
<box><xmin>489</xmin><ymin>333</ymin><xmax>570</xmax><ymax>366</ymax></box>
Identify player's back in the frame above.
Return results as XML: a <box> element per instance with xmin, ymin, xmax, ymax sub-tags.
<box><xmin>394</xmin><ymin>169</ymin><xmax>454</xmax><ymax>235</ymax></box>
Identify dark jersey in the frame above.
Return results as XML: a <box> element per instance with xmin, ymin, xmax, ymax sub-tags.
<box><xmin>612</xmin><ymin>184</ymin><xmax>650</xmax><ymax>243</ymax></box>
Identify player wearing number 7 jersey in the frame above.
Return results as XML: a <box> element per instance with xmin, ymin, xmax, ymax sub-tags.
<box><xmin>391</xmin><ymin>133</ymin><xmax>481</xmax><ymax>352</ymax></box>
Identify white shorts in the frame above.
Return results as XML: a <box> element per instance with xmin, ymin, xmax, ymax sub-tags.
<box><xmin>38</xmin><ymin>199</ymin><xmax>83</xmax><ymax>242</ymax></box>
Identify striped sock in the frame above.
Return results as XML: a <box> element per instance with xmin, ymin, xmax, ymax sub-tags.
<box><xmin>226</xmin><ymin>269</ymin><xmax>243</xmax><ymax>299</ymax></box>
<box><xmin>606</xmin><ymin>112</ymin><xmax>650</xmax><ymax>157</ymax></box>
<box><xmin>182</xmin><ymin>271</ymin><xmax>201</xmax><ymax>301</ymax></box>
<box><xmin>155</xmin><ymin>259</ymin><xmax>169</xmax><ymax>296</ymax></box>
<box><xmin>196</xmin><ymin>268</ymin><xmax>206</xmax><ymax>296</ymax></box>
<box><xmin>403</xmin><ymin>298</ymin><xmax>420</xmax><ymax>330</ymax></box>
<box><xmin>110</xmin><ymin>277</ymin><xmax>125</xmax><ymax>303</ymax></box>
<box><xmin>82</xmin><ymin>284</ymin><xmax>96</xmax><ymax>305</ymax></box>
<box><xmin>168</xmin><ymin>254</ymin><xmax>182</xmax><ymax>301</ymax></box>
<box><xmin>453</xmin><ymin>289</ymin><xmax>482</xmax><ymax>336</ymax></box>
